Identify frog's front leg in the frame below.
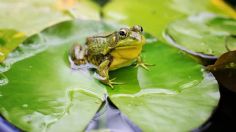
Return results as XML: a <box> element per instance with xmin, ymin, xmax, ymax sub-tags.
<box><xmin>96</xmin><ymin>59</ymin><xmax>122</xmax><ymax>88</ymax></box>
<box><xmin>135</xmin><ymin>55</ymin><xmax>154</xmax><ymax>71</ymax></box>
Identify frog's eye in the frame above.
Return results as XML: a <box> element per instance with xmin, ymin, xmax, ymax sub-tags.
<box><xmin>119</xmin><ymin>29</ymin><xmax>127</xmax><ymax>37</ymax></box>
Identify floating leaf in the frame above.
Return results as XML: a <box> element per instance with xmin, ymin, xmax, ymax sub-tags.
<box><xmin>103</xmin><ymin>0</ymin><xmax>223</xmax><ymax>39</ymax></box>
<box><xmin>0</xmin><ymin>0</ymin><xmax>100</xmax><ymax>35</ymax></box>
<box><xmin>165</xmin><ymin>14</ymin><xmax>236</xmax><ymax>59</ymax></box>
<box><xmin>225</xmin><ymin>35</ymin><xmax>236</xmax><ymax>51</ymax></box>
<box><xmin>0</xmin><ymin>20</ymin><xmax>111</xmax><ymax>132</ymax></box>
<box><xmin>108</xmin><ymin>41</ymin><xmax>219</xmax><ymax>131</ymax></box>
<box><xmin>0</xmin><ymin>20</ymin><xmax>219</xmax><ymax>131</ymax></box>
<box><xmin>57</xmin><ymin>0</ymin><xmax>101</xmax><ymax>20</ymax></box>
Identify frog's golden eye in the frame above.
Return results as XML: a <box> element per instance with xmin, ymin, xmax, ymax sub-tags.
<box><xmin>119</xmin><ymin>29</ymin><xmax>127</xmax><ymax>37</ymax></box>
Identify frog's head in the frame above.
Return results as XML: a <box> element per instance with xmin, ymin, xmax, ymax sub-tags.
<box><xmin>115</xmin><ymin>25</ymin><xmax>145</xmax><ymax>48</ymax></box>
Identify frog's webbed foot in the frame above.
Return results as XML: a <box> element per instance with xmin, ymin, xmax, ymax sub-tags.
<box><xmin>135</xmin><ymin>56</ymin><xmax>154</xmax><ymax>71</ymax></box>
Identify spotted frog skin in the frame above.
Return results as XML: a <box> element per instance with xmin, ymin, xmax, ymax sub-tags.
<box><xmin>70</xmin><ymin>25</ymin><xmax>149</xmax><ymax>88</ymax></box>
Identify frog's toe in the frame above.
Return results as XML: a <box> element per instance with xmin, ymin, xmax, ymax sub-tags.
<box><xmin>105</xmin><ymin>78</ymin><xmax>124</xmax><ymax>89</ymax></box>
<box><xmin>137</xmin><ymin>63</ymin><xmax>150</xmax><ymax>71</ymax></box>
<box><xmin>135</xmin><ymin>62</ymin><xmax>154</xmax><ymax>71</ymax></box>
<box><xmin>107</xmin><ymin>83</ymin><xmax>114</xmax><ymax>89</ymax></box>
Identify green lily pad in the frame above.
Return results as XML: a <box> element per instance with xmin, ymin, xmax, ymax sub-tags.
<box><xmin>0</xmin><ymin>20</ymin><xmax>219</xmax><ymax>131</ymax></box>
<box><xmin>0</xmin><ymin>0</ymin><xmax>100</xmax><ymax>35</ymax></box>
<box><xmin>0</xmin><ymin>20</ymin><xmax>111</xmax><ymax>132</ymax></box>
<box><xmin>165</xmin><ymin>14</ymin><xmax>236</xmax><ymax>59</ymax></box>
<box><xmin>108</xmin><ymin>41</ymin><xmax>219</xmax><ymax>131</ymax></box>
<box><xmin>0</xmin><ymin>29</ymin><xmax>26</xmax><ymax>62</ymax></box>
<box><xmin>103</xmin><ymin>0</ymin><xmax>223</xmax><ymax>39</ymax></box>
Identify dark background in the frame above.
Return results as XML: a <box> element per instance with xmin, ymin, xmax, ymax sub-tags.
<box><xmin>196</xmin><ymin>84</ymin><xmax>236</xmax><ymax>132</ymax></box>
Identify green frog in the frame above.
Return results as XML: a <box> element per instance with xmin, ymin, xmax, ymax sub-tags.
<box><xmin>70</xmin><ymin>25</ymin><xmax>149</xmax><ymax>88</ymax></box>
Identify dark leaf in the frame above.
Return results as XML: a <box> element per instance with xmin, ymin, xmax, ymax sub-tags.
<box><xmin>207</xmin><ymin>50</ymin><xmax>236</xmax><ymax>92</ymax></box>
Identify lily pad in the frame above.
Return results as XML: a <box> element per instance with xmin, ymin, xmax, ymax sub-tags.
<box><xmin>0</xmin><ymin>0</ymin><xmax>100</xmax><ymax>35</ymax></box>
<box><xmin>108</xmin><ymin>41</ymin><xmax>219</xmax><ymax>131</ymax></box>
<box><xmin>0</xmin><ymin>20</ymin><xmax>219</xmax><ymax>131</ymax></box>
<box><xmin>165</xmin><ymin>14</ymin><xmax>236</xmax><ymax>59</ymax></box>
<box><xmin>0</xmin><ymin>29</ymin><xmax>26</xmax><ymax>62</ymax></box>
<box><xmin>103</xmin><ymin>0</ymin><xmax>223</xmax><ymax>39</ymax></box>
<box><xmin>0</xmin><ymin>20</ymin><xmax>111</xmax><ymax>132</ymax></box>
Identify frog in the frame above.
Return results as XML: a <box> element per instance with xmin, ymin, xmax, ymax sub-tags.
<box><xmin>69</xmin><ymin>25</ymin><xmax>150</xmax><ymax>88</ymax></box>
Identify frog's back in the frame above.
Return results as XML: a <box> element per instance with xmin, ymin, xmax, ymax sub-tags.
<box><xmin>86</xmin><ymin>33</ymin><xmax>117</xmax><ymax>55</ymax></box>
